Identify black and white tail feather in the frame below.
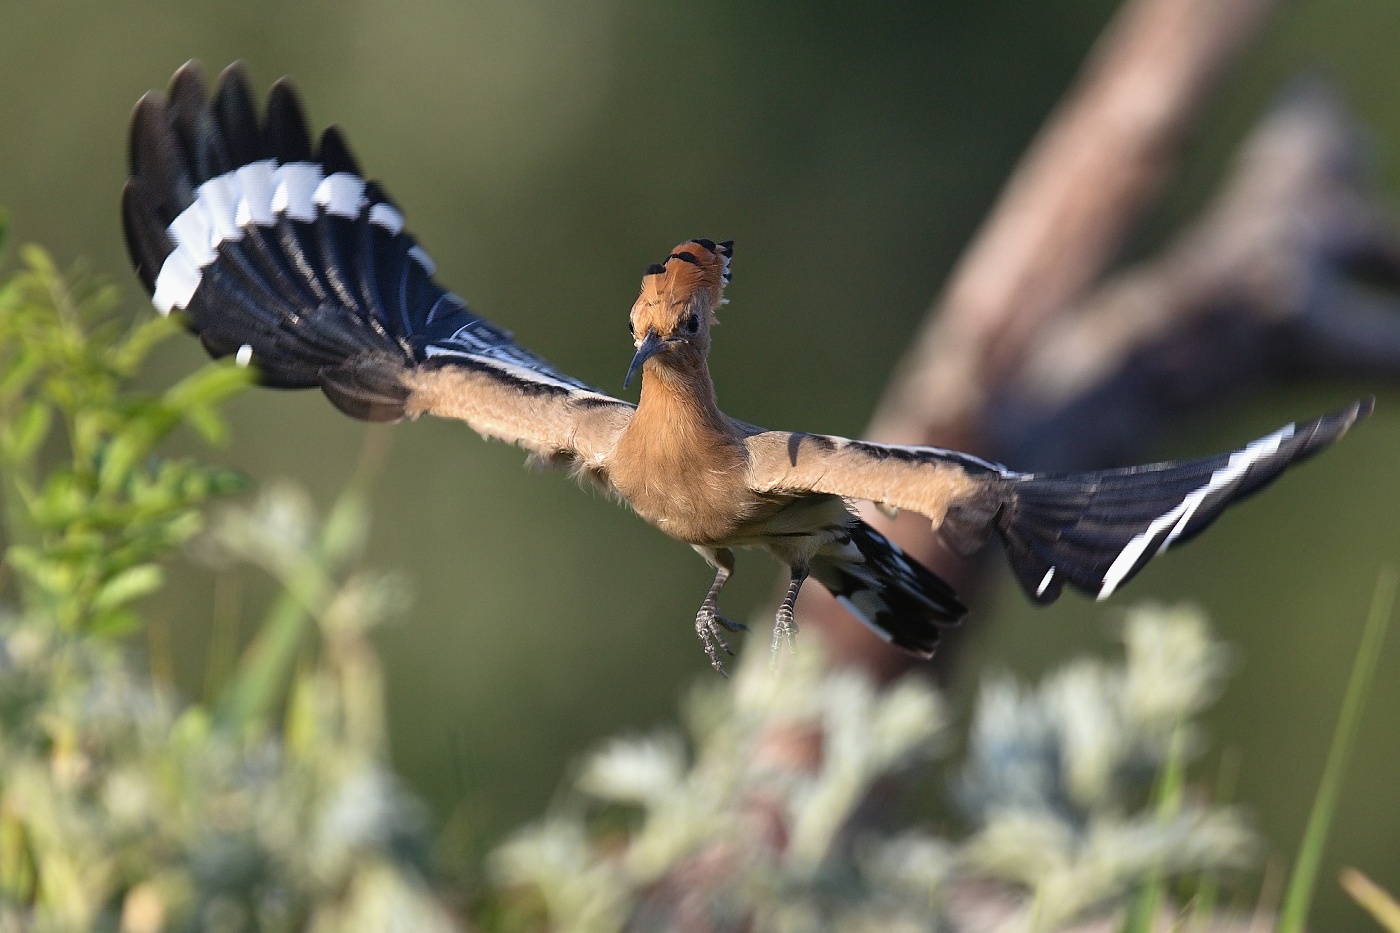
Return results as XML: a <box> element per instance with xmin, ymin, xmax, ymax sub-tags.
<box><xmin>793</xmin><ymin>397</ymin><xmax>1368</xmax><ymax>656</ymax></box>
<box><xmin>810</xmin><ymin>522</ymin><xmax>964</xmax><ymax>657</ymax></box>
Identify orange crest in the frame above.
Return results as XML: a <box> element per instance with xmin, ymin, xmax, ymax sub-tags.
<box><xmin>633</xmin><ymin>239</ymin><xmax>733</xmax><ymax>337</ymax></box>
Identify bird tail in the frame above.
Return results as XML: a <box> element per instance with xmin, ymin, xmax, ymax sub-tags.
<box><xmin>809</xmin><ymin>521</ymin><xmax>966</xmax><ymax>658</ymax></box>
<box><xmin>993</xmin><ymin>399</ymin><xmax>1372</xmax><ymax>604</ymax></box>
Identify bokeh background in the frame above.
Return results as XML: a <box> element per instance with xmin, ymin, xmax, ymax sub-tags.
<box><xmin>1</xmin><ymin>1</ymin><xmax>1397</xmax><ymax>926</ymax></box>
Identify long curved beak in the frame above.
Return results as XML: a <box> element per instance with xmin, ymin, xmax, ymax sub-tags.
<box><xmin>624</xmin><ymin>330</ymin><xmax>667</xmax><ymax>388</ymax></box>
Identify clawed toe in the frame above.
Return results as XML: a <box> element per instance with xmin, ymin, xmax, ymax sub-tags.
<box><xmin>770</xmin><ymin>608</ymin><xmax>800</xmax><ymax>656</ymax></box>
<box><xmin>692</xmin><ymin>551</ymin><xmax>742</xmax><ymax>674</ymax></box>
<box><xmin>769</xmin><ymin>567</ymin><xmax>808</xmax><ymax>664</ymax></box>
<box><xmin>696</xmin><ymin>606</ymin><xmax>739</xmax><ymax>675</ymax></box>
<box><xmin>716</xmin><ymin>614</ymin><xmax>747</xmax><ymax>633</ymax></box>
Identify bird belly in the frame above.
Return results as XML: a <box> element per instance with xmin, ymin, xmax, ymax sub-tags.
<box><xmin>705</xmin><ymin>493</ymin><xmax>855</xmax><ymax>558</ymax></box>
<box><xmin>622</xmin><ymin>480</ymin><xmax>767</xmax><ymax>546</ymax></box>
<box><xmin>612</xmin><ymin>453</ymin><xmax>822</xmax><ymax>547</ymax></box>
<box><xmin>610</xmin><ymin>427</ymin><xmax>760</xmax><ymax>545</ymax></box>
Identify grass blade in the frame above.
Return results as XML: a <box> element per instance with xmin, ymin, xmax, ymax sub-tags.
<box><xmin>215</xmin><ymin>586</ymin><xmax>319</xmax><ymax>733</ymax></box>
<box><xmin>1122</xmin><ymin>724</ymin><xmax>1188</xmax><ymax>933</ymax></box>
<box><xmin>1277</xmin><ymin>567</ymin><xmax>1396</xmax><ymax>933</ymax></box>
<box><xmin>1342</xmin><ymin>868</ymin><xmax>1400</xmax><ymax>932</ymax></box>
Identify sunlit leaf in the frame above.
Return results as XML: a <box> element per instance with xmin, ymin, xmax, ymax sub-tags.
<box><xmin>163</xmin><ymin>363</ymin><xmax>252</xmax><ymax>413</ymax></box>
<box><xmin>86</xmin><ymin>607</ymin><xmax>143</xmax><ymax>638</ymax></box>
<box><xmin>182</xmin><ymin>406</ymin><xmax>229</xmax><ymax>446</ymax></box>
<box><xmin>91</xmin><ymin>563</ymin><xmax>165</xmax><ymax>612</ymax></box>
<box><xmin>108</xmin><ymin>315</ymin><xmax>180</xmax><ymax>373</ymax></box>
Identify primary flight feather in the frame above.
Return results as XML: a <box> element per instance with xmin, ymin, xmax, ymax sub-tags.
<box><xmin>123</xmin><ymin>62</ymin><xmax>1370</xmax><ymax>671</ymax></box>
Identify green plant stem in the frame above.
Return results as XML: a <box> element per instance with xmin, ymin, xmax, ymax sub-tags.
<box><xmin>1122</xmin><ymin>723</ymin><xmax>1187</xmax><ymax>933</ymax></box>
<box><xmin>214</xmin><ymin>427</ymin><xmax>390</xmax><ymax>734</ymax></box>
<box><xmin>214</xmin><ymin>581</ymin><xmax>324</xmax><ymax>734</ymax></box>
<box><xmin>1188</xmin><ymin>750</ymin><xmax>1239</xmax><ymax>930</ymax></box>
<box><xmin>0</xmin><ymin>451</ymin><xmax>39</xmax><ymax>605</ymax></box>
<box><xmin>1278</xmin><ymin>567</ymin><xmax>1396</xmax><ymax>933</ymax></box>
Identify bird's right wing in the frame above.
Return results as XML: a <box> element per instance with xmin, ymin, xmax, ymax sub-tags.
<box><xmin>746</xmin><ymin>398</ymin><xmax>1370</xmax><ymax>603</ymax></box>
<box><xmin>122</xmin><ymin>61</ymin><xmax>632</xmax><ymax>470</ymax></box>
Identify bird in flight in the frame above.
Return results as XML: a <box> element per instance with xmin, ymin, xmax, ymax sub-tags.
<box><xmin>123</xmin><ymin>63</ymin><xmax>1370</xmax><ymax>672</ymax></box>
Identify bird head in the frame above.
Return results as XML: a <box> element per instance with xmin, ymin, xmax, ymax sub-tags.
<box><xmin>625</xmin><ymin>238</ymin><xmax>733</xmax><ymax>388</ymax></box>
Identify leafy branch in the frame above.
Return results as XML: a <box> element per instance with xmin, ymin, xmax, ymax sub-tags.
<box><xmin>0</xmin><ymin>240</ymin><xmax>248</xmax><ymax>635</ymax></box>
<box><xmin>0</xmin><ymin>230</ymin><xmax>460</xmax><ymax>932</ymax></box>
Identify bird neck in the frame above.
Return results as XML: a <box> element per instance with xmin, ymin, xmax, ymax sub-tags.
<box><xmin>610</xmin><ymin>351</ymin><xmax>753</xmax><ymax>545</ymax></box>
<box><xmin>632</xmin><ymin>355</ymin><xmax>730</xmax><ymax>441</ymax></box>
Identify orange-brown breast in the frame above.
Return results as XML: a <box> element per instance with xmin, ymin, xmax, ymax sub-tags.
<box><xmin>609</xmin><ymin>366</ymin><xmax>759</xmax><ymax>545</ymax></box>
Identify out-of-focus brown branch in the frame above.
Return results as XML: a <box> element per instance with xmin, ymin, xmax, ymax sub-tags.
<box><xmin>968</xmin><ymin>81</ymin><xmax>1400</xmax><ymax>477</ymax></box>
<box><xmin>799</xmin><ymin>0</ymin><xmax>1280</xmax><ymax>678</ymax></box>
<box><xmin>1004</xmin><ymin>83</ymin><xmax>1400</xmax><ymax>438</ymax></box>
<box><xmin>872</xmin><ymin>0</ymin><xmax>1274</xmax><ymax>449</ymax></box>
<box><xmin>817</xmin><ymin>81</ymin><xmax>1400</xmax><ymax>678</ymax></box>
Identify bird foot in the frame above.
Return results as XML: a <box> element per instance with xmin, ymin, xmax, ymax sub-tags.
<box><xmin>770</xmin><ymin>606</ymin><xmax>799</xmax><ymax>659</ymax></box>
<box><xmin>695</xmin><ymin>603</ymin><xmax>745</xmax><ymax>675</ymax></box>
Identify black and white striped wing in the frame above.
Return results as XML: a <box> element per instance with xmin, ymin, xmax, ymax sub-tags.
<box><xmin>123</xmin><ymin>61</ymin><xmax>630</xmax><ymax>462</ymax></box>
<box><xmin>748</xmin><ymin>400</ymin><xmax>1370</xmax><ymax>606</ymax></box>
<box><xmin>998</xmin><ymin>399</ymin><xmax>1372</xmax><ymax>603</ymax></box>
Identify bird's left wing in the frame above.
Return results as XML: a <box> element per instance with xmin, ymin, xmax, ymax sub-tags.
<box><xmin>745</xmin><ymin>430</ymin><xmax>1011</xmax><ymax>553</ymax></box>
<box><xmin>122</xmin><ymin>61</ymin><xmax>632</xmax><ymax>468</ymax></box>
<box><xmin>746</xmin><ymin>399</ymin><xmax>1369</xmax><ymax>602</ymax></box>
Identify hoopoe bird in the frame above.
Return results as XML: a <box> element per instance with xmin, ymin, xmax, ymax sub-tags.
<box><xmin>122</xmin><ymin>63</ymin><xmax>1371</xmax><ymax>672</ymax></box>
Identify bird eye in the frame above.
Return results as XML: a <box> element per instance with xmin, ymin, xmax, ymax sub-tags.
<box><xmin>684</xmin><ymin>313</ymin><xmax>699</xmax><ymax>334</ymax></box>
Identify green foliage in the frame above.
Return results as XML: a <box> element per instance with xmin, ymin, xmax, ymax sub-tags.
<box><xmin>0</xmin><ymin>487</ymin><xmax>461</xmax><ymax>933</ymax></box>
<box><xmin>212</xmin><ymin>456</ymin><xmax>388</xmax><ymax>737</ymax></box>
<box><xmin>0</xmin><ymin>242</ymin><xmax>462</xmax><ymax>932</ymax></box>
<box><xmin>0</xmin><ymin>246</ymin><xmax>247</xmax><ymax>634</ymax></box>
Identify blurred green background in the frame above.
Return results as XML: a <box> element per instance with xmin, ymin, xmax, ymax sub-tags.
<box><xmin>1</xmin><ymin>0</ymin><xmax>1398</xmax><ymax>926</ymax></box>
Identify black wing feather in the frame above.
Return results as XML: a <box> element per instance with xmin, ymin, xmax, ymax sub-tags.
<box><xmin>265</xmin><ymin>78</ymin><xmax>313</xmax><ymax>163</ymax></box>
<box><xmin>996</xmin><ymin>399</ymin><xmax>1371</xmax><ymax>604</ymax></box>
<box><xmin>211</xmin><ymin>63</ymin><xmax>265</xmax><ymax>166</ymax></box>
<box><xmin>124</xmin><ymin>61</ymin><xmax>608</xmax><ymax>422</ymax></box>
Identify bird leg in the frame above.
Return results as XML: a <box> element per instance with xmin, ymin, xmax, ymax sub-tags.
<box><xmin>771</xmin><ymin>565</ymin><xmax>809</xmax><ymax>657</ymax></box>
<box><xmin>694</xmin><ymin>547</ymin><xmax>746</xmax><ymax>674</ymax></box>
